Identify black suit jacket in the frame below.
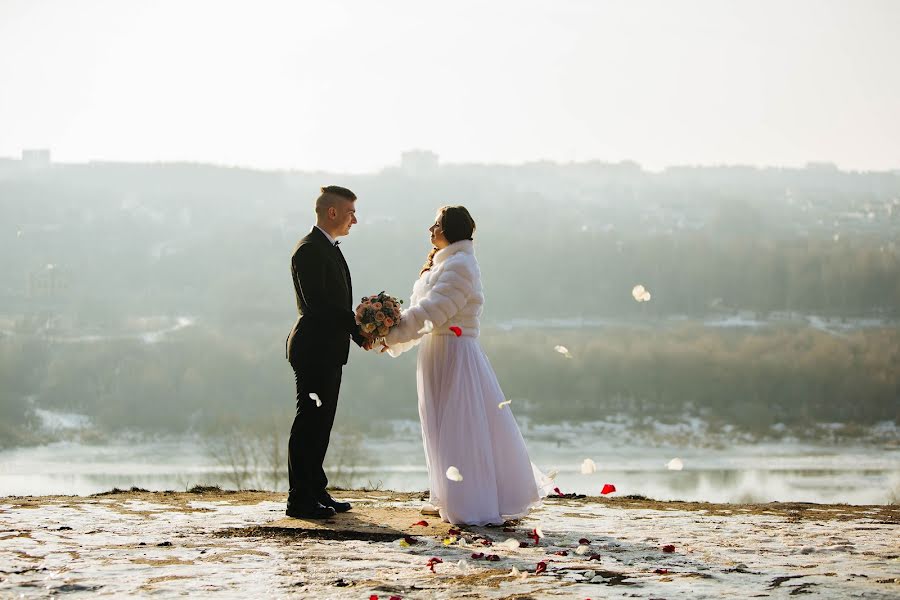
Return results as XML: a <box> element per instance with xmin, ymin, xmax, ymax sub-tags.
<box><xmin>286</xmin><ymin>227</ymin><xmax>365</xmax><ymax>367</ymax></box>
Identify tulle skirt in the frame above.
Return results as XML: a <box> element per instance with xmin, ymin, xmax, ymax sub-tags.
<box><xmin>416</xmin><ymin>333</ymin><xmax>547</xmax><ymax>525</ymax></box>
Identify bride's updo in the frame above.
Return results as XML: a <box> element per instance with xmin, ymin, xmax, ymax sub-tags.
<box><xmin>420</xmin><ymin>205</ymin><xmax>476</xmax><ymax>275</ymax></box>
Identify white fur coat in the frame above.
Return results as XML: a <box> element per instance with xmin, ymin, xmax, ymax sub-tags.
<box><xmin>385</xmin><ymin>239</ymin><xmax>484</xmax><ymax>356</ymax></box>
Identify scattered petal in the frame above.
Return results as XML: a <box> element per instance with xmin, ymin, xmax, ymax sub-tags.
<box><xmin>412</xmin><ymin>520</ymin><xmax>428</xmax><ymax>527</ymax></box>
<box><xmin>443</xmin><ymin>536</ymin><xmax>457</xmax><ymax>546</ymax></box>
<box><xmin>499</xmin><ymin>538</ymin><xmax>520</xmax><ymax>551</ymax></box>
<box><xmin>579</xmin><ymin>538</ymin><xmax>591</xmax><ymax>545</ymax></box>
<box><xmin>528</xmin><ymin>529</ymin><xmax>542</xmax><ymax>545</ymax></box>
<box><xmin>403</xmin><ymin>535</ymin><xmax>418</xmax><ymax>545</ymax></box>
<box><xmin>446</xmin><ymin>466</ymin><xmax>464</xmax><ymax>482</ymax></box>
<box><xmin>589</xmin><ymin>554</ymin><xmax>603</xmax><ymax>561</ymax></box>
<box><xmin>575</xmin><ymin>545</ymin><xmax>590</xmax><ymax>555</ymax></box>
<box><xmin>509</xmin><ymin>566</ymin><xmax>521</xmax><ymax>577</ymax></box>
<box><xmin>546</xmin><ymin>469</ymin><xmax>559</xmax><ymax>480</ymax></box>
<box><xmin>519</xmin><ymin>541</ymin><xmax>530</xmax><ymax>548</ymax></box>
<box><xmin>553</xmin><ymin>345</ymin><xmax>573</xmax><ymax>358</ymax></box>
<box><xmin>498</xmin><ymin>399</ymin><xmax>512</xmax><ymax>409</ymax></box>
<box><xmin>640</xmin><ymin>291</ymin><xmax>651</xmax><ymax>302</ymax></box>
<box><xmin>554</xmin><ymin>550</ymin><xmax>569</xmax><ymax>556</ymax></box>
<box><xmin>398</xmin><ymin>539</ymin><xmax>410</xmax><ymax>548</ymax></box>
<box><xmin>480</xmin><ymin>539</ymin><xmax>493</xmax><ymax>546</ymax></box>
<box><xmin>662</xmin><ymin>544</ymin><xmax>675</xmax><ymax>553</ymax></box>
<box><xmin>471</xmin><ymin>552</ymin><xmax>485</xmax><ymax>560</ymax></box>
<box><xmin>535</xmin><ymin>561</ymin><xmax>548</xmax><ymax>575</ymax></box>
<box><xmin>553</xmin><ymin>487</ymin><xmax>564</xmax><ymax>497</ymax></box>
<box><xmin>457</xmin><ymin>560</ymin><xmax>470</xmax><ymax>574</ymax></box>
<box><xmin>632</xmin><ymin>285</ymin><xmax>646</xmax><ymax>301</ymax></box>
<box><xmin>448</xmin><ymin>528</ymin><xmax>462</xmax><ymax>536</ymax></box>
<box><xmin>309</xmin><ymin>392</ymin><xmax>322</xmax><ymax>407</ymax></box>
<box><xmin>654</xmin><ymin>568</ymin><xmax>669</xmax><ymax>574</ymax></box>
<box><xmin>426</xmin><ymin>557</ymin><xmax>443</xmax><ymax>573</ymax></box>
<box><xmin>449</xmin><ymin>326</ymin><xmax>462</xmax><ymax>337</ymax></box>
<box><xmin>580</xmin><ymin>458</ymin><xmax>597</xmax><ymax>474</ymax></box>
<box><xmin>666</xmin><ymin>458</ymin><xmax>684</xmax><ymax>471</ymax></box>
<box><xmin>600</xmin><ymin>484</ymin><xmax>616</xmax><ymax>495</ymax></box>
<box><xmin>502</xmin><ymin>527</ymin><xmax>516</xmax><ymax>532</ymax></box>
<box><xmin>486</xmin><ymin>554</ymin><xmax>500</xmax><ymax>561</ymax></box>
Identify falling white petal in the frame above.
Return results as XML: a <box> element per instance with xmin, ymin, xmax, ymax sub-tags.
<box><xmin>580</xmin><ymin>458</ymin><xmax>597</xmax><ymax>474</ymax></box>
<box><xmin>498</xmin><ymin>399</ymin><xmax>512</xmax><ymax>410</ymax></box>
<box><xmin>309</xmin><ymin>392</ymin><xmax>322</xmax><ymax>407</ymax></box>
<box><xmin>554</xmin><ymin>345</ymin><xmax>573</xmax><ymax>358</ymax></box>
<box><xmin>446</xmin><ymin>466</ymin><xmax>463</xmax><ymax>482</ymax></box>
<box><xmin>631</xmin><ymin>285</ymin><xmax>646</xmax><ymax>301</ymax></box>
<box><xmin>640</xmin><ymin>291</ymin><xmax>651</xmax><ymax>302</ymax></box>
<box><xmin>499</xmin><ymin>538</ymin><xmax>520</xmax><ymax>550</ymax></box>
<box><xmin>666</xmin><ymin>457</ymin><xmax>684</xmax><ymax>471</ymax></box>
<box><xmin>546</xmin><ymin>469</ymin><xmax>559</xmax><ymax>480</ymax></box>
<box><xmin>575</xmin><ymin>544</ymin><xmax>590</xmax><ymax>555</ymax></box>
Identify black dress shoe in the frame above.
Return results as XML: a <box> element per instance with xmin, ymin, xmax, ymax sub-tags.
<box><xmin>285</xmin><ymin>502</ymin><xmax>336</xmax><ymax>519</ymax></box>
<box><xmin>319</xmin><ymin>495</ymin><xmax>352</xmax><ymax>513</ymax></box>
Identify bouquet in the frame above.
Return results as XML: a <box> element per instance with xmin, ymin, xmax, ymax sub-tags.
<box><xmin>355</xmin><ymin>291</ymin><xmax>403</xmax><ymax>341</ymax></box>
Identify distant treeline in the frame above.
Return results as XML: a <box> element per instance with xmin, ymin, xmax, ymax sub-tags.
<box><xmin>1</xmin><ymin>322</ymin><xmax>896</xmax><ymax>448</ymax></box>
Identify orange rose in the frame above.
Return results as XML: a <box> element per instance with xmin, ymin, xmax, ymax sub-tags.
<box><xmin>384</xmin><ymin>317</ymin><xmax>394</xmax><ymax>327</ymax></box>
<box><xmin>375</xmin><ymin>311</ymin><xmax>385</xmax><ymax>322</ymax></box>
<box><xmin>373</xmin><ymin>302</ymin><xmax>383</xmax><ymax>310</ymax></box>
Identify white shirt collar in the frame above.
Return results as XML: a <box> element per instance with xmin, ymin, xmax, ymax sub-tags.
<box><xmin>315</xmin><ymin>225</ymin><xmax>337</xmax><ymax>246</ymax></box>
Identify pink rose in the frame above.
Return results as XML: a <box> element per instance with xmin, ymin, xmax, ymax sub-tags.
<box><xmin>384</xmin><ymin>317</ymin><xmax>394</xmax><ymax>327</ymax></box>
<box><xmin>375</xmin><ymin>311</ymin><xmax>385</xmax><ymax>322</ymax></box>
<box><xmin>373</xmin><ymin>302</ymin><xmax>383</xmax><ymax>310</ymax></box>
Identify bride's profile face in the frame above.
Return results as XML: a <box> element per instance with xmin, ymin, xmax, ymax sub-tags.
<box><xmin>429</xmin><ymin>212</ymin><xmax>449</xmax><ymax>249</ymax></box>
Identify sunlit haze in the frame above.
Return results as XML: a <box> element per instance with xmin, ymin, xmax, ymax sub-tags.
<box><xmin>1</xmin><ymin>0</ymin><xmax>899</xmax><ymax>172</ymax></box>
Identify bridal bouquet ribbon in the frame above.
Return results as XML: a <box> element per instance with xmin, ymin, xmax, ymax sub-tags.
<box><xmin>355</xmin><ymin>291</ymin><xmax>403</xmax><ymax>341</ymax></box>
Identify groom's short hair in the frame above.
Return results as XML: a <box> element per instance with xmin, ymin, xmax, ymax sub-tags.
<box><xmin>316</xmin><ymin>185</ymin><xmax>356</xmax><ymax>215</ymax></box>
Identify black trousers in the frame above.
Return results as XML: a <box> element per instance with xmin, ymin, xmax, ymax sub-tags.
<box><xmin>287</xmin><ymin>363</ymin><xmax>343</xmax><ymax>508</ymax></box>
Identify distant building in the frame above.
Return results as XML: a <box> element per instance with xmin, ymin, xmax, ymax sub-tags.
<box><xmin>22</xmin><ymin>149</ymin><xmax>51</xmax><ymax>169</ymax></box>
<box><xmin>401</xmin><ymin>150</ymin><xmax>439</xmax><ymax>176</ymax></box>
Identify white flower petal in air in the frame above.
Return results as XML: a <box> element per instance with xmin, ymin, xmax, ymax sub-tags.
<box><xmin>666</xmin><ymin>457</ymin><xmax>684</xmax><ymax>471</ymax></box>
<box><xmin>546</xmin><ymin>469</ymin><xmax>559</xmax><ymax>481</ymax></box>
<box><xmin>632</xmin><ymin>285</ymin><xmax>646</xmax><ymax>301</ymax></box>
<box><xmin>309</xmin><ymin>392</ymin><xmax>322</xmax><ymax>407</ymax></box>
<box><xmin>446</xmin><ymin>466</ymin><xmax>463</xmax><ymax>482</ymax></box>
<box><xmin>418</xmin><ymin>320</ymin><xmax>434</xmax><ymax>335</ymax></box>
<box><xmin>575</xmin><ymin>544</ymin><xmax>590</xmax><ymax>555</ymax></box>
<box><xmin>554</xmin><ymin>345</ymin><xmax>573</xmax><ymax>358</ymax></box>
<box><xmin>580</xmin><ymin>458</ymin><xmax>597</xmax><ymax>474</ymax></box>
<box><xmin>640</xmin><ymin>291</ymin><xmax>651</xmax><ymax>302</ymax></box>
<box><xmin>498</xmin><ymin>399</ymin><xmax>512</xmax><ymax>410</ymax></box>
<box><xmin>499</xmin><ymin>538</ymin><xmax>520</xmax><ymax>550</ymax></box>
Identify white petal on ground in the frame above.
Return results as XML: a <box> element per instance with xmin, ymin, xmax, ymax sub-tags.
<box><xmin>499</xmin><ymin>538</ymin><xmax>520</xmax><ymax>550</ymax></box>
<box><xmin>309</xmin><ymin>393</ymin><xmax>322</xmax><ymax>407</ymax></box>
<box><xmin>554</xmin><ymin>345</ymin><xmax>573</xmax><ymax>358</ymax></box>
<box><xmin>667</xmin><ymin>457</ymin><xmax>684</xmax><ymax>471</ymax></box>
<box><xmin>509</xmin><ymin>566</ymin><xmax>521</xmax><ymax>577</ymax></box>
<box><xmin>632</xmin><ymin>285</ymin><xmax>646</xmax><ymax>301</ymax></box>
<box><xmin>457</xmin><ymin>559</ymin><xmax>470</xmax><ymax>574</ymax></box>
<box><xmin>446</xmin><ymin>466</ymin><xmax>463</xmax><ymax>482</ymax></box>
<box><xmin>498</xmin><ymin>399</ymin><xmax>512</xmax><ymax>409</ymax></box>
<box><xmin>580</xmin><ymin>458</ymin><xmax>597</xmax><ymax>474</ymax></box>
<box><xmin>575</xmin><ymin>544</ymin><xmax>591</xmax><ymax>555</ymax></box>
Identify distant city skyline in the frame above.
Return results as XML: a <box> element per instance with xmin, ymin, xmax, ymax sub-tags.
<box><xmin>1</xmin><ymin>0</ymin><xmax>899</xmax><ymax>173</ymax></box>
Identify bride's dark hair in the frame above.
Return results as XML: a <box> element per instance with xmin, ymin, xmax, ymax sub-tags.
<box><xmin>420</xmin><ymin>205</ymin><xmax>476</xmax><ymax>275</ymax></box>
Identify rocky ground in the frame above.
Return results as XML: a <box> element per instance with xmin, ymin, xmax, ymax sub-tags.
<box><xmin>1</xmin><ymin>488</ymin><xmax>898</xmax><ymax>598</ymax></box>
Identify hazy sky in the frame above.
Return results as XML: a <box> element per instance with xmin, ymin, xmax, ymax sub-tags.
<box><xmin>1</xmin><ymin>0</ymin><xmax>898</xmax><ymax>172</ymax></box>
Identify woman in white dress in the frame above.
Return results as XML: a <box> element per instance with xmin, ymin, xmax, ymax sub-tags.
<box><xmin>383</xmin><ymin>206</ymin><xmax>548</xmax><ymax>526</ymax></box>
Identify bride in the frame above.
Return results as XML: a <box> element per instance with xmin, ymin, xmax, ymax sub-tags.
<box><xmin>381</xmin><ymin>205</ymin><xmax>548</xmax><ymax>525</ymax></box>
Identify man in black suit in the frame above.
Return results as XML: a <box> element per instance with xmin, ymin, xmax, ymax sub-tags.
<box><xmin>285</xmin><ymin>185</ymin><xmax>371</xmax><ymax>519</ymax></box>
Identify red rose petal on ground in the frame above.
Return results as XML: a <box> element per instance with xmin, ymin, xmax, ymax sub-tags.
<box><xmin>528</xmin><ymin>529</ymin><xmax>541</xmax><ymax>545</ymax></box>
<box><xmin>389</xmin><ymin>597</ymin><xmax>401</xmax><ymax>600</ymax></box>
<box><xmin>579</xmin><ymin>538</ymin><xmax>591</xmax><ymax>545</ymax></box>
<box><xmin>481</xmin><ymin>539</ymin><xmax>493</xmax><ymax>546</ymax></box>
<box><xmin>426</xmin><ymin>557</ymin><xmax>443</xmax><ymax>573</ymax></box>
<box><xmin>654</xmin><ymin>568</ymin><xmax>669</xmax><ymax>574</ymax></box>
<box><xmin>600</xmin><ymin>484</ymin><xmax>616</xmax><ymax>495</ymax></box>
<box><xmin>370</xmin><ymin>596</ymin><xmax>378</xmax><ymax>600</ymax></box>
<box><xmin>486</xmin><ymin>554</ymin><xmax>500</xmax><ymax>561</ymax></box>
<box><xmin>449</xmin><ymin>326</ymin><xmax>462</xmax><ymax>337</ymax></box>
<box><xmin>519</xmin><ymin>541</ymin><xmax>530</xmax><ymax>548</ymax></box>
<box><xmin>535</xmin><ymin>561</ymin><xmax>548</xmax><ymax>575</ymax></box>
<box><xmin>448</xmin><ymin>528</ymin><xmax>461</xmax><ymax>536</ymax></box>
<box><xmin>403</xmin><ymin>535</ymin><xmax>417</xmax><ymax>545</ymax></box>
<box><xmin>662</xmin><ymin>544</ymin><xmax>675</xmax><ymax>553</ymax></box>
<box><xmin>589</xmin><ymin>554</ymin><xmax>602</xmax><ymax>561</ymax></box>
<box><xmin>502</xmin><ymin>527</ymin><xmax>516</xmax><ymax>532</ymax></box>
<box><xmin>412</xmin><ymin>520</ymin><xmax>428</xmax><ymax>527</ymax></box>
<box><xmin>553</xmin><ymin>487</ymin><xmax>564</xmax><ymax>496</ymax></box>
<box><xmin>471</xmin><ymin>552</ymin><xmax>484</xmax><ymax>559</ymax></box>
<box><xmin>554</xmin><ymin>550</ymin><xmax>569</xmax><ymax>556</ymax></box>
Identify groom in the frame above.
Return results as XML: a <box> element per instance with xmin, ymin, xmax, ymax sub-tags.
<box><xmin>285</xmin><ymin>185</ymin><xmax>370</xmax><ymax>519</ymax></box>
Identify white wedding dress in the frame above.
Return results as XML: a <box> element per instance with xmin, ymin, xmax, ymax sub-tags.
<box><xmin>385</xmin><ymin>240</ymin><xmax>549</xmax><ymax>525</ymax></box>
